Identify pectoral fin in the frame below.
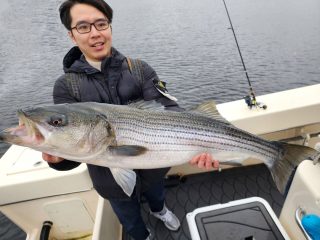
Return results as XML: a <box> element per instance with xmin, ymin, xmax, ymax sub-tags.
<box><xmin>220</xmin><ymin>157</ymin><xmax>246</xmax><ymax>166</ymax></box>
<box><xmin>108</xmin><ymin>145</ymin><xmax>147</xmax><ymax>156</ymax></box>
<box><xmin>219</xmin><ymin>161</ymin><xmax>243</xmax><ymax>167</ymax></box>
<box><xmin>109</xmin><ymin>168</ymin><xmax>136</xmax><ymax>196</ymax></box>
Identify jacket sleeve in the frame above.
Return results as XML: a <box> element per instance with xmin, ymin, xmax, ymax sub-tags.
<box><xmin>48</xmin><ymin>75</ymin><xmax>82</xmax><ymax>171</ymax></box>
<box><xmin>140</xmin><ymin>61</ymin><xmax>184</xmax><ymax>112</ymax></box>
<box><xmin>48</xmin><ymin>161</ymin><xmax>81</xmax><ymax>171</ymax></box>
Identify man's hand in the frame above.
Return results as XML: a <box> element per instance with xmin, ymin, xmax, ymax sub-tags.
<box><xmin>189</xmin><ymin>153</ymin><xmax>219</xmax><ymax>170</ymax></box>
<box><xmin>42</xmin><ymin>153</ymin><xmax>64</xmax><ymax>164</ymax></box>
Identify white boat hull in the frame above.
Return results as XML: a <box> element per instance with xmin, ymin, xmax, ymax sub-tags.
<box><xmin>1</xmin><ymin>84</ymin><xmax>320</xmax><ymax>239</ymax></box>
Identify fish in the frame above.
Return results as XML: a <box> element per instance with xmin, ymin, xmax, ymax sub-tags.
<box><xmin>0</xmin><ymin>100</ymin><xmax>319</xmax><ymax>196</ymax></box>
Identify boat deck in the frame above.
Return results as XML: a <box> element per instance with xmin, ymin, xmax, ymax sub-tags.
<box><xmin>123</xmin><ymin>164</ymin><xmax>285</xmax><ymax>240</ymax></box>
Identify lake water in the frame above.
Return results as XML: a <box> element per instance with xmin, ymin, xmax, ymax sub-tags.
<box><xmin>0</xmin><ymin>0</ymin><xmax>319</xmax><ymax>239</ymax></box>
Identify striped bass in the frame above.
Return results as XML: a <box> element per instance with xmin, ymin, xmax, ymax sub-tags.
<box><xmin>0</xmin><ymin>100</ymin><xmax>319</xmax><ymax>196</ymax></box>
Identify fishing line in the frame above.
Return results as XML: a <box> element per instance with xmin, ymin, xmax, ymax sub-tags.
<box><xmin>222</xmin><ymin>0</ymin><xmax>267</xmax><ymax>109</ymax></box>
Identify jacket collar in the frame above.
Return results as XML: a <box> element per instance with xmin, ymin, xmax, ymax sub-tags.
<box><xmin>63</xmin><ymin>46</ymin><xmax>126</xmax><ymax>74</ymax></box>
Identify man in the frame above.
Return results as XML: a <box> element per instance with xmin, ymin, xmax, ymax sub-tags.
<box><xmin>42</xmin><ymin>1</ymin><xmax>218</xmax><ymax>239</ymax></box>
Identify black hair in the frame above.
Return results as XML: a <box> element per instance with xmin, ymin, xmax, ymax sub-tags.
<box><xmin>59</xmin><ymin>0</ymin><xmax>113</xmax><ymax>30</ymax></box>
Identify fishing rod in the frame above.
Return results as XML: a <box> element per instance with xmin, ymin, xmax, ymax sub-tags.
<box><xmin>222</xmin><ymin>0</ymin><xmax>267</xmax><ymax>109</ymax></box>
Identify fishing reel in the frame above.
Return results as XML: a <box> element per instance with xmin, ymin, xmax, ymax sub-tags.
<box><xmin>244</xmin><ymin>95</ymin><xmax>267</xmax><ymax>110</ymax></box>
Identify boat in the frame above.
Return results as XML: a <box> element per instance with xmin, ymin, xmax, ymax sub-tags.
<box><xmin>0</xmin><ymin>84</ymin><xmax>319</xmax><ymax>240</ymax></box>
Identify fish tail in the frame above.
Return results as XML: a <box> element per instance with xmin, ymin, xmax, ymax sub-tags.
<box><xmin>270</xmin><ymin>142</ymin><xmax>319</xmax><ymax>195</ymax></box>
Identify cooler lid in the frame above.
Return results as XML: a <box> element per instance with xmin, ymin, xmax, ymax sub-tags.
<box><xmin>187</xmin><ymin>197</ymin><xmax>290</xmax><ymax>240</ymax></box>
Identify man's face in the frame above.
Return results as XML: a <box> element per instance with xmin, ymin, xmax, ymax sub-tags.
<box><xmin>69</xmin><ymin>3</ymin><xmax>112</xmax><ymax>62</ymax></box>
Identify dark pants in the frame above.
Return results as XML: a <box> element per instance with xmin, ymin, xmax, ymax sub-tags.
<box><xmin>109</xmin><ymin>180</ymin><xmax>165</xmax><ymax>240</ymax></box>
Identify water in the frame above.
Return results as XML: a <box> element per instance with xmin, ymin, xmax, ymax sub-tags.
<box><xmin>0</xmin><ymin>0</ymin><xmax>319</xmax><ymax>238</ymax></box>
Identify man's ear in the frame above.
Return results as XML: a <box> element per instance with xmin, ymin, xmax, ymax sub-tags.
<box><xmin>68</xmin><ymin>31</ymin><xmax>77</xmax><ymax>45</ymax></box>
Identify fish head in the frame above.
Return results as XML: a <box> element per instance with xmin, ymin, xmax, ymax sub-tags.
<box><xmin>0</xmin><ymin>104</ymin><xmax>115</xmax><ymax>159</ymax></box>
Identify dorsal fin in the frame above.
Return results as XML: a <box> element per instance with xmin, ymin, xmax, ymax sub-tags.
<box><xmin>190</xmin><ymin>100</ymin><xmax>230</xmax><ymax>123</ymax></box>
<box><xmin>127</xmin><ymin>100</ymin><xmax>165</xmax><ymax>111</ymax></box>
<box><xmin>127</xmin><ymin>100</ymin><xmax>230</xmax><ymax>123</ymax></box>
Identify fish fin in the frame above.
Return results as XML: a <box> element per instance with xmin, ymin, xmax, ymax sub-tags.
<box><xmin>127</xmin><ymin>100</ymin><xmax>165</xmax><ymax>111</ymax></box>
<box><xmin>190</xmin><ymin>100</ymin><xmax>230</xmax><ymax>123</ymax></box>
<box><xmin>109</xmin><ymin>168</ymin><xmax>136</xmax><ymax>196</ymax></box>
<box><xmin>270</xmin><ymin>142</ymin><xmax>320</xmax><ymax>194</ymax></box>
<box><xmin>220</xmin><ymin>160</ymin><xmax>243</xmax><ymax>167</ymax></box>
<box><xmin>108</xmin><ymin>145</ymin><xmax>148</xmax><ymax>156</ymax></box>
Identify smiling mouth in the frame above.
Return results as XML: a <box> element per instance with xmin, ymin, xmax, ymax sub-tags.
<box><xmin>92</xmin><ymin>42</ymin><xmax>104</xmax><ymax>47</ymax></box>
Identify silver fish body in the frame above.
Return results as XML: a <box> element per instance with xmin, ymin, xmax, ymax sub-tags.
<box><xmin>98</xmin><ymin>104</ymin><xmax>278</xmax><ymax>169</ymax></box>
<box><xmin>0</xmin><ymin>101</ymin><xmax>318</xmax><ymax>195</ymax></box>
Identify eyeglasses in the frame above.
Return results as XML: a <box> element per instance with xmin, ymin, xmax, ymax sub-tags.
<box><xmin>71</xmin><ymin>19</ymin><xmax>110</xmax><ymax>34</ymax></box>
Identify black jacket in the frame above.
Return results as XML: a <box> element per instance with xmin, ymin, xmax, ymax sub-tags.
<box><xmin>49</xmin><ymin>46</ymin><xmax>181</xmax><ymax>199</ymax></box>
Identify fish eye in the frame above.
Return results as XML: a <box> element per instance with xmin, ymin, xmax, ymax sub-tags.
<box><xmin>48</xmin><ymin>116</ymin><xmax>66</xmax><ymax>127</ymax></box>
<box><xmin>52</xmin><ymin>119</ymin><xmax>62</xmax><ymax>126</ymax></box>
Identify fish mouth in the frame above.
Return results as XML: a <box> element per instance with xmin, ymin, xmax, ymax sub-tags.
<box><xmin>0</xmin><ymin>110</ymin><xmax>44</xmax><ymax>145</ymax></box>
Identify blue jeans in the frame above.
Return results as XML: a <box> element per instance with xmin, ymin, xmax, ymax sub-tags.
<box><xmin>109</xmin><ymin>180</ymin><xmax>165</xmax><ymax>240</ymax></box>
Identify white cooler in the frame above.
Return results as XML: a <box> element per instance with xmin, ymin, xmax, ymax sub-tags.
<box><xmin>187</xmin><ymin>197</ymin><xmax>290</xmax><ymax>240</ymax></box>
